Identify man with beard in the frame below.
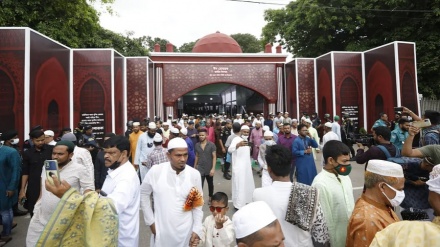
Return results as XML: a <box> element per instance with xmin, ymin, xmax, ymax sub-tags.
<box><xmin>162</xmin><ymin>122</ymin><xmax>170</xmax><ymax>140</ymax></box>
<box><xmin>291</xmin><ymin>119</ymin><xmax>299</xmax><ymax>136</ymax></box>
<box><xmin>257</xmin><ymin>131</ymin><xmax>277</xmax><ymax>187</ymax></box>
<box><xmin>134</xmin><ymin>122</ymin><xmax>157</xmax><ymax>181</ymax></box>
<box><xmin>390</xmin><ymin>118</ymin><xmax>410</xmax><ymax>150</ymax></box>
<box><xmin>277</xmin><ymin>123</ymin><xmax>297</xmax><ymax>182</ymax></box>
<box><xmin>228</xmin><ymin>125</ymin><xmax>256</xmax><ymax>210</ymax></box>
<box><xmin>187</xmin><ymin>121</ymin><xmax>198</xmax><ymax>147</ymax></box>
<box><xmin>292</xmin><ymin>124</ymin><xmax>319</xmax><ymax>185</ymax></box>
<box><xmin>250</xmin><ymin>121</ymin><xmax>263</xmax><ymax>166</ymax></box>
<box><xmin>19</xmin><ymin>130</ymin><xmax>53</xmax><ymax>217</ymax></box>
<box><xmin>129</xmin><ymin>122</ymin><xmax>144</xmax><ymax>164</ymax></box>
<box><xmin>141</xmin><ymin>138</ymin><xmax>203</xmax><ymax>247</ymax></box>
<box><xmin>26</xmin><ymin>141</ymin><xmax>94</xmax><ymax>246</ymax></box>
<box><xmin>195</xmin><ymin>129</ymin><xmax>216</xmax><ymax>203</ymax></box>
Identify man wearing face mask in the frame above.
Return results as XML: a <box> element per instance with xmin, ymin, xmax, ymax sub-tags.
<box><xmin>345</xmin><ymin>159</ymin><xmax>404</xmax><ymax>247</ymax></box>
<box><xmin>228</xmin><ymin>125</ymin><xmax>256</xmax><ymax>210</ymax></box>
<box><xmin>257</xmin><ymin>131</ymin><xmax>277</xmax><ymax>187</ymax></box>
<box><xmin>134</xmin><ymin>122</ymin><xmax>157</xmax><ymax>181</ymax></box>
<box><xmin>312</xmin><ymin>140</ymin><xmax>354</xmax><ymax>247</ymax></box>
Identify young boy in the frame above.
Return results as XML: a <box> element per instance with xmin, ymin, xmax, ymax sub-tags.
<box><xmin>199</xmin><ymin>192</ymin><xmax>235</xmax><ymax>247</ymax></box>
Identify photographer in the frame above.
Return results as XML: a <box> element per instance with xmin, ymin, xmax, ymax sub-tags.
<box><xmin>355</xmin><ymin>126</ymin><xmax>398</xmax><ymax>166</ymax></box>
<box><xmin>341</xmin><ymin>113</ymin><xmax>356</xmax><ymax>159</ymax></box>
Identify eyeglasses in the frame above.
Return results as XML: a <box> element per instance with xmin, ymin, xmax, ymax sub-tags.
<box><xmin>209</xmin><ymin>206</ymin><xmax>227</xmax><ymax>213</ymax></box>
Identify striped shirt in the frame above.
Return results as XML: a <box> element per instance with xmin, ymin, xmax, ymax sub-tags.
<box><xmin>146</xmin><ymin>145</ymin><xmax>169</xmax><ymax>168</ymax></box>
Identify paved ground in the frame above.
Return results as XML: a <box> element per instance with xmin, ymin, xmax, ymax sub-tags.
<box><xmin>7</xmin><ymin>150</ymin><xmax>367</xmax><ymax>246</ymax></box>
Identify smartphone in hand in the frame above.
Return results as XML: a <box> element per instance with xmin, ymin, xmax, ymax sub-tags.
<box><xmin>411</xmin><ymin>119</ymin><xmax>431</xmax><ymax>128</ymax></box>
<box><xmin>45</xmin><ymin>160</ymin><xmax>60</xmax><ymax>186</ymax></box>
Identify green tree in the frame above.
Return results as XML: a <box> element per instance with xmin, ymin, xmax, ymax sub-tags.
<box><xmin>262</xmin><ymin>0</ymin><xmax>440</xmax><ymax>98</ymax></box>
<box><xmin>178</xmin><ymin>41</ymin><xmax>198</xmax><ymax>52</ymax></box>
<box><xmin>231</xmin><ymin>33</ymin><xmax>263</xmax><ymax>53</ymax></box>
<box><xmin>146</xmin><ymin>36</ymin><xmax>177</xmax><ymax>52</ymax></box>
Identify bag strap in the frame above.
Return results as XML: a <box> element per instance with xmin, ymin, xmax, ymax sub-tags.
<box><xmin>377</xmin><ymin>145</ymin><xmax>391</xmax><ymax>159</ymax></box>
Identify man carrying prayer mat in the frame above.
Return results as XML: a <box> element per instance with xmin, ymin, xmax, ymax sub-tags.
<box><xmin>346</xmin><ymin>160</ymin><xmax>404</xmax><ymax>247</ymax></box>
<box><xmin>140</xmin><ymin>137</ymin><xmax>203</xmax><ymax>247</ymax></box>
<box><xmin>233</xmin><ymin>201</ymin><xmax>284</xmax><ymax>247</ymax></box>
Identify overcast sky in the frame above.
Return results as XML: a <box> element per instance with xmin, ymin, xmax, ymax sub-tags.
<box><xmin>97</xmin><ymin>0</ymin><xmax>288</xmax><ymax>48</ymax></box>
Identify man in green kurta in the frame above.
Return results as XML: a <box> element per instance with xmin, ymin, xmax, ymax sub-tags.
<box><xmin>0</xmin><ymin>142</ymin><xmax>21</xmax><ymax>243</ymax></box>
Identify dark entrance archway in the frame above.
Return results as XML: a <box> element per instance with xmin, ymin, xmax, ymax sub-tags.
<box><xmin>178</xmin><ymin>83</ymin><xmax>266</xmax><ymax>117</ymax></box>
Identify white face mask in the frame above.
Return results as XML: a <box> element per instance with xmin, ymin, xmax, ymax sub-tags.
<box><xmin>265</xmin><ymin>140</ymin><xmax>276</xmax><ymax>146</ymax></box>
<box><xmin>241</xmin><ymin>135</ymin><xmax>248</xmax><ymax>141</ymax></box>
<box><xmin>382</xmin><ymin>183</ymin><xmax>405</xmax><ymax>207</ymax></box>
<box><xmin>11</xmin><ymin>138</ymin><xmax>19</xmax><ymax>145</ymax></box>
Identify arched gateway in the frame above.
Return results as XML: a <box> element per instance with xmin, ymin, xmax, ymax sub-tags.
<box><xmin>148</xmin><ymin>31</ymin><xmax>287</xmax><ymax>119</ymax></box>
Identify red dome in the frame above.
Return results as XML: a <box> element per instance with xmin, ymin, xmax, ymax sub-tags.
<box><xmin>192</xmin><ymin>32</ymin><xmax>242</xmax><ymax>53</ymax></box>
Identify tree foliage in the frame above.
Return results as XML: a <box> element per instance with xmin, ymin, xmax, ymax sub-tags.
<box><xmin>231</xmin><ymin>33</ymin><xmax>263</xmax><ymax>53</ymax></box>
<box><xmin>0</xmin><ymin>0</ymin><xmax>149</xmax><ymax>56</ymax></box>
<box><xmin>178</xmin><ymin>41</ymin><xmax>198</xmax><ymax>52</ymax></box>
<box><xmin>262</xmin><ymin>0</ymin><xmax>440</xmax><ymax>99</ymax></box>
<box><xmin>145</xmin><ymin>36</ymin><xmax>177</xmax><ymax>52</ymax></box>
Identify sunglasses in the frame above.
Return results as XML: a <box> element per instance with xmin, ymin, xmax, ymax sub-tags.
<box><xmin>209</xmin><ymin>206</ymin><xmax>227</xmax><ymax>213</ymax></box>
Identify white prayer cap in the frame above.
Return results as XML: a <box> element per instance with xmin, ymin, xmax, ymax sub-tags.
<box><xmin>292</xmin><ymin>119</ymin><xmax>298</xmax><ymax>123</ymax></box>
<box><xmin>427</xmin><ymin>165</ymin><xmax>440</xmax><ymax>194</ymax></box>
<box><xmin>324</xmin><ymin>122</ymin><xmax>333</xmax><ymax>128</ymax></box>
<box><xmin>153</xmin><ymin>133</ymin><xmax>162</xmax><ymax>142</ymax></box>
<box><xmin>44</xmin><ymin>130</ymin><xmax>54</xmax><ymax>136</ymax></box>
<box><xmin>233</xmin><ymin>201</ymin><xmax>277</xmax><ymax>239</ymax></box>
<box><xmin>168</xmin><ymin>114</ymin><xmax>173</xmax><ymax>117</ymax></box>
<box><xmin>241</xmin><ymin>125</ymin><xmax>250</xmax><ymax>130</ymax></box>
<box><xmin>301</xmin><ymin>116</ymin><xmax>306</xmax><ymax>121</ymax></box>
<box><xmin>366</xmin><ymin>160</ymin><xmax>404</xmax><ymax>178</ymax></box>
<box><xmin>263</xmin><ymin>131</ymin><xmax>274</xmax><ymax>137</ymax></box>
<box><xmin>284</xmin><ymin>112</ymin><xmax>289</xmax><ymax>114</ymax></box>
<box><xmin>255</xmin><ymin>120</ymin><xmax>262</xmax><ymax>125</ymax></box>
<box><xmin>148</xmin><ymin>122</ymin><xmax>157</xmax><ymax>130</ymax></box>
<box><xmin>170</xmin><ymin>127</ymin><xmax>180</xmax><ymax>134</ymax></box>
<box><xmin>162</xmin><ymin>122</ymin><xmax>169</xmax><ymax>126</ymax></box>
<box><xmin>305</xmin><ymin>118</ymin><xmax>312</xmax><ymax>125</ymax></box>
<box><xmin>132</xmin><ymin>122</ymin><xmax>140</xmax><ymax>126</ymax></box>
<box><xmin>167</xmin><ymin>137</ymin><xmax>187</xmax><ymax>151</ymax></box>
<box><xmin>262</xmin><ymin>126</ymin><xmax>270</xmax><ymax>132</ymax></box>
<box><xmin>180</xmin><ymin>128</ymin><xmax>188</xmax><ymax>136</ymax></box>
<box><xmin>248</xmin><ymin>117</ymin><xmax>252</xmax><ymax>120</ymax></box>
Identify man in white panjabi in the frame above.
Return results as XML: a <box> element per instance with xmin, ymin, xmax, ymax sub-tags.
<box><xmin>258</xmin><ymin>130</ymin><xmax>277</xmax><ymax>187</ymax></box>
<box><xmin>305</xmin><ymin>118</ymin><xmax>320</xmax><ymax>160</ymax></box>
<box><xmin>140</xmin><ymin>137</ymin><xmax>203</xmax><ymax>247</ymax></box>
<box><xmin>319</xmin><ymin>122</ymin><xmax>340</xmax><ymax>167</ymax></box>
<box><xmin>228</xmin><ymin>125</ymin><xmax>255</xmax><ymax>209</ymax></box>
<box><xmin>134</xmin><ymin>122</ymin><xmax>157</xmax><ymax>181</ymax></box>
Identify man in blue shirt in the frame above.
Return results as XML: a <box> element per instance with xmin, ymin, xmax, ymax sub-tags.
<box><xmin>390</xmin><ymin>118</ymin><xmax>410</xmax><ymax>150</ymax></box>
<box><xmin>371</xmin><ymin>112</ymin><xmax>390</xmax><ymax>131</ymax></box>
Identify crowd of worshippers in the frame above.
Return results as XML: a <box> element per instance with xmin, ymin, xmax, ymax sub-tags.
<box><xmin>0</xmin><ymin>107</ymin><xmax>439</xmax><ymax>246</ymax></box>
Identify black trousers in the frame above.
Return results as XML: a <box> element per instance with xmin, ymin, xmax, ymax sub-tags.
<box><xmin>201</xmin><ymin>175</ymin><xmax>214</xmax><ymax>198</ymax></box>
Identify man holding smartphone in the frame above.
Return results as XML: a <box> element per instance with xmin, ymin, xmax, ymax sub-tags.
<box><xmin>26</xmin><ymin>141</ymin><xmax>94</xmax><ymax>246</ymax></box>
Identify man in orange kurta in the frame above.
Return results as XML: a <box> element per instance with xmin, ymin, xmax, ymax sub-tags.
<box><xmin>346</xmin><ymin>160</ymin><xmax>405</xmax><ymax>247</ymax></box>
<box><xmin>129</xmin><ymin>122</ymin><xmax>144</xmax><ymax>166</ymax></box>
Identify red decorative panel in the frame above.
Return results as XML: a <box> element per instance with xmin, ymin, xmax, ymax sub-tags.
<box><xmin>0</xmin><ymin>29</ymin><xmax>25</xmax><ymax>144</ymax></box>
<box><xmin>334</xmin><ymin>53</ymin><xmax>363</xmax><ymax>129</ymax></box>
<box><xmin>148</xmin><ymin>59</ymin><xmax>155</xmax><ymax>118</ymax></box>
<box><xmin>398</xmin><ymin>43</ymin><xmax>418</xmax><ymax>115</ymax></box>
<box><xmin>114</xmin><ymin>52</ymin><xmax>124</xmax><ymax>135</ymax></box>
<box><xmin>365</xmin><ymin>44</ymin><xmax>397</xmax><ymax>130</ymax></box>
<box><xmin>285</xmin><ymin>61</ymin><xmax>297</xmax><ymax>118</ymax></box>
<box><xmin>297</xmin><ymin>59</ymin><xmax>315</xmax><ymax>115</ymax></box>
<box><xmin>317</xmin><ymin>54</ymin><xmax>333</xmax><ymax>117</ymax></box>
<box><xmin>162</xmin><ymin>64</ymin><xmax>277</xmax><ymax>103</ymax></box>
<box><xmin>73</xmin><ymin>50</ymin><xmax>112</xmax><ymax>134</ymax></box>
<box><xmin>126</xmin><ymin>58</ymin><xmax>148</xmax><ymax>121</ymax></box>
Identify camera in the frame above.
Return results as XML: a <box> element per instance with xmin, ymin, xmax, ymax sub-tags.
<box><xmin>394</xmin><ymin>106</ymin><xmax>403</xmax><ymax>112</ymax></box>
<box><xmin>353</xmin><ymin>134</ymin><xmax>375</xmax><ymax>146</ymax></box>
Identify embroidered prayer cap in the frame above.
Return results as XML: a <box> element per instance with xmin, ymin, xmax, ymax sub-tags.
<box><xmin>170</xmin><ymin>127</ymin><xmax>180</xmax><ymax>134</ymax></box>
<box><xmin>132</xmin><ymin>122</ymin><xmax>140</xmax><ymax>127</ymax></box>
<box><xmin>167</xmin><ymin>137</ymin><xmax>187</xmax><ymax>151</ymax></box>
<box><xmin>180</xmin><ymin>128</ymin><xmax>188</xmax><ymax>136</ymax></box>
<box><xmin>241</xmin><ymin>125</ymin><xmax>250</xmax><ymax>130</ymax></box>
<box><xmin>162</xmin><ymin>122</ymin><xmax>169</xmax><ymax>126</ymax></box>
<box><xmin>148</xmin><ymin>122</ymin><xmax>157</xmax><ymax>130</ymax></box>
<box><xmin>44</xmin><ymin>130</ymin><xmax>54</xmax><ymax>137</ymax></box>
<box><xmin>427</xmin><ymin>165</ymin><xmax>440</xmax><ymax>194</ymax></box>
<box><xmin>263</xmin><ymin>131</ymin><xmax>274</xmax><ymax>137</ymax></box>
<box><xmin>366</xmin><ymin>160</ymin><xmax>404</xmax><ymax>178</ymax></box>
<box><xmin>153</xmin><ymin>133</ymin><xmax>162</xmax><ymax>142</ymax></box>
<box><xmin>233</xmin><ymin>201</ymin><xmax>277</xmax><ymax>239</ymax></box>
<box><xmin>324</xmin><ymin>122</ymin><xmax>333</xmax><ymax>128</ymax></box>
<box><xmin>55</xmin><ymin>140</ymin><xmax>75</xmax><ymax>150</ymax></box>
<box><xmin>292</xmin><ymin>119</ymin><xmax>298</xmax><ymax>123</ymax></box>
<box><xmin>262</xmin><ymin>126</ymin><xmax>270</xmax><ymax>132</ymax></box>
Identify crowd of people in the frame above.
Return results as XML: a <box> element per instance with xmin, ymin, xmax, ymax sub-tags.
<box><xmin>0</xmin><ymin>107</ymin><xmax>439</xmax><ymax>246</ymax></box>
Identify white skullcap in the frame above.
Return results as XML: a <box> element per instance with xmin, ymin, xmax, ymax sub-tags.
<box><xmin>292</xmin><ymin>119</ymin><xmax>298</xmax><ymax>122</ymax></box>
<box><xmin>301</xmin><ymin>116</ymin><xmax>306</xmax><ymax>121</ymax></box>
<box><xmin>168</xmin><ymin>114</ymin><xmax>173</xmax><ymax>117</ymax></box>
<box><xmin>324</xmin><ymin>122</ymin><xmax>333</xmax><ymax>128</ymax></box>
<box><xmin>162</xmin><ymin>122</ymin><xmax>169</xmax><ymax>126</ymax></box>
<box><xmin>248</xmin><ymin>117</ymin><xmax>252</xmax><ymax>120</ymax></box>
<box><xmin>167</xmin><ymin>137</ymin><xmax>188</xmax><ymax>150</ymax></box>
<box><xmin>255</xmin><ymin>120</ymin><xmax>261</xmax><ymax>125</ymax></box>
<box><xmin>233</xmin><ymin>201</ymin><xmax>277</xmax><ymax>239</ymax></box>
<box><xmin>170</xmin><ymin>127</ymin><xmax>180</xmax><ymax>134</ymax></box>
<box><xmin>427</xmin><ymin>165</ymin><xmax>440</xmax><ymax>194</ymax></box>
<box><xmin>284</xmin><ymin>112</ymin><xmax>289</xmax><ymax>114</ymax></box>
<box><xmin>180</xmin><ymin>128</ymin><xmax>188</xmax><ymax>136</ymax></box>
<box><xmin>153</xmin><ymin>133</ymin><xmax>162</xmax><ymax>142</ymax></box>
<box><xmin>262</xmin><ymin>126</ymin><xmax>270</xmax><ymax>132</ymax></box>
<box><xmin>366</xmin><ymin>160</ymin><xmax>404</xmax><ymax>178</ymax></box>
<box><xmin>241</xmin><ymin>125</ymin><xmax>250</xmax><ymax>130</ymax></box>
<box><xmin>44</xmin><ymin>130</ymin><xmax>54</xmax><ymax>136</ymax></box>
<box><xmin>148</xmin><ymin>122</ymin><xmax>157</xmax><ymax>129</ymax></box>
<box><xmin>263</xmin><ymin>130</ymin><xmax>274</xmax><ymax>137</ymax></box>
<box><xmin>305</xmin><ymin>118</ymin><xmax>312</xmax><ymax>124</ymax></box>
<box><xmin>132</xmin><ymin>122</ymin><xmax>140</xmax><ymax>126</ymax></box>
